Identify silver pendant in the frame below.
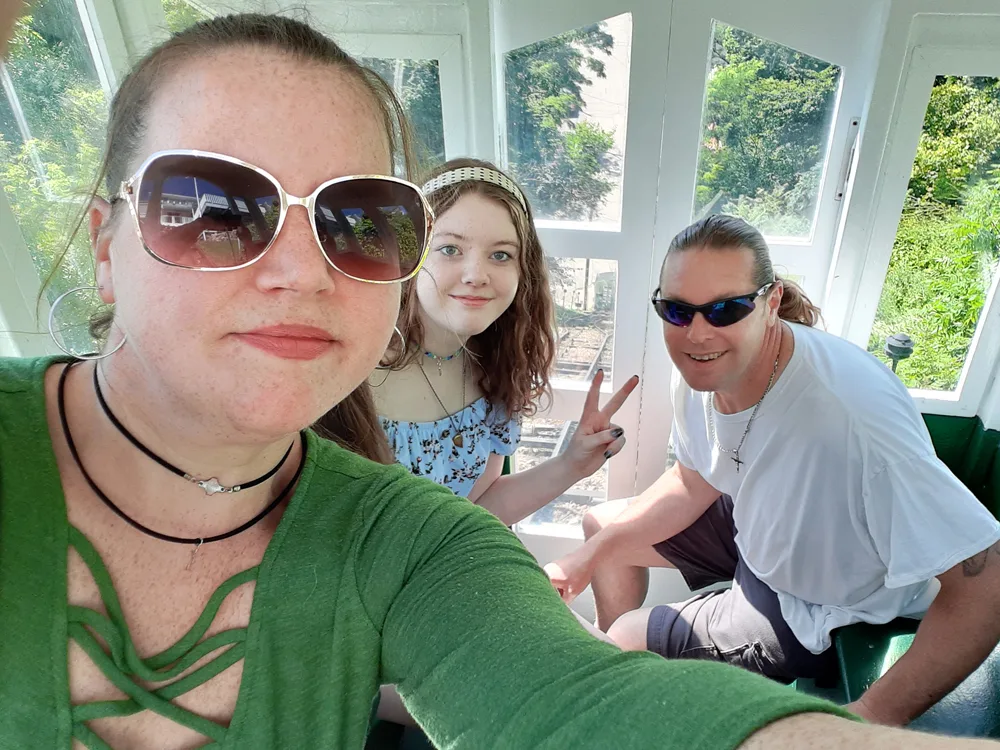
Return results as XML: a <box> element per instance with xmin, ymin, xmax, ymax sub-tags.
<box><xmin>185</xmin><ymin>475</ymin><xmax>239</xmax><ymax>495</ymax></box>
<box><xmin>186</xmin><ymin>538</ymin><xmax>204</xmax><ymax>571</ymax></box>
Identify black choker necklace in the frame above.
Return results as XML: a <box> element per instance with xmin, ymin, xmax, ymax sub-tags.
<box><xmin>92</xmin><ymin>366</ymin><xmax>292</xmax><ymax>496</ymax></box>
<box><xmin>58</xmin><ymin>362</ymin><xmax>305</xmax><ymax>546</ymax></box>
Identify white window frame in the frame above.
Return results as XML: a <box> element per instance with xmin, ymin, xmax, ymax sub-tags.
<box><xmin>494</xmin><ymin>0</ymin><xmax>672</xmax><ymax>541</ymax></box>
<box><xmin>828</xmin><ymin>9</ymin><xmax>1000</xmax><ymax>418</ymax></box>
<box><xmin>142</xmin><ymin>0</ymin><xmax>495</xmax><ymax>159</ymax></box>
<box><xmin>335</xmin><ymin>33</ymin><xmax>469</xmax><ymax>159</ymax></box>
<box><xmin>0</xmin><ymin>0</ymin><xmax>131</xmax><ymax>357</ymax></box>
<box><xmin>0</xmin><ymin>190</ymin><xmax>48</xmax><ymax>357</ymax></box>
<box><xmin>635</xmin><ymin>0</ymin><xmax>889</xmax><ymax>495</ymax></box>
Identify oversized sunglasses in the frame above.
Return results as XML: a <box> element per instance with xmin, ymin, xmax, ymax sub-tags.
<box><xmin>115</xmin><ymin>149</ymin><xmax>433</xmax><ymax>283</ymax></box>
<box><xmin>651</xmin><ymin>283</ymin><xmax>773</xmax><ymax>327</ymax></box>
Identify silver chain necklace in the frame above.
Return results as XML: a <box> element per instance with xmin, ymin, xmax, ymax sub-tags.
<box><xmin>708</xmin><ymin>350</ymin><xmax>781</xmax><ymax>473</ymax></box>
<box><xmin>418</xmin><ymin>352</ymin><xmax>468</xmax><ymax>447</ymax></box>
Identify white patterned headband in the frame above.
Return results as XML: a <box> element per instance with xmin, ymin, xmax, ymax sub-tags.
<box><xmin>421</xmin><ymin>166</ymin><xmax>528</xmax><ymax>213</ymax></box>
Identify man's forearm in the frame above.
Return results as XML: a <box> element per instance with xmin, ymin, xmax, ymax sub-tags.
<box><xmin>857</xmin><ymin>544</ymin><xmax>1000</xmax><ymax>725</ymax></box>
<box><xmin>591</xmin><ymin>464</ymin><xmax>718</xmax><ymax>557</ymax></box>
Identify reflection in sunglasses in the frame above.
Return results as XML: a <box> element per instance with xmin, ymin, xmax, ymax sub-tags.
<box><xmin>195</xmin><ymin>228</ymin><xmax>248</xmax><ymax>267</ymax></box>
<box><xmin>122</xmin><ymin>149</ymin><xmax>431</xmax><ymax>282</ymax></box>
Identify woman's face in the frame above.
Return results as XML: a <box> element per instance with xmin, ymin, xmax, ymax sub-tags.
<box><xmin>414</xmin><ymin>192</ymin><xmax>521</xmax><ymax>341</ymax></box>
<box><xmin>95</xmin><ymin>48</ymin><xmax>401</xmax><ymax>440</ymax></box>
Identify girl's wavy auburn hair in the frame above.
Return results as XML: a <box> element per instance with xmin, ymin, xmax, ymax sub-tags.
<box><xmin>387</xmin><ymin>158</ymin><xmax>556</xmax><ymax>418</ymax></box>
<box><xmin>45</xmin><ymin>13</ymin><xmax>413</xmax><ymax>464</ymax></box>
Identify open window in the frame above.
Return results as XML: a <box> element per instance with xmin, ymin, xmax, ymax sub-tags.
<box><xmin>0</xmin><ymin>0</ymin><xmax>118</xmax><ymax>356</ymax></box>
<box><xmin>842</xmin><ymin>41</ymin><xmax>1000</xmax><ymax>417</ymax></box>
<box><xmin>496</xmin><ymin>6</ymin><xmax>639</xmax><ymax>537</ymax></box>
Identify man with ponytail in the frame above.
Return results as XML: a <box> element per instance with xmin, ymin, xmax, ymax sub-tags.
<box><xmin>547</xmin><ymin>214</ymin><xmax>1000</xmax><ymax>727</ymax></box>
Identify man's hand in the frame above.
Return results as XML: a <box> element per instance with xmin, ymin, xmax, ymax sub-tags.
<box><xmin>544</xmin><ymin>544</ymin><xmax>600</xmax><ymax>603</ymax></box>
<box><xmin>843</xmin><ymin>696</ymin><xmax>898</xmax><ymax>726</ymax></box>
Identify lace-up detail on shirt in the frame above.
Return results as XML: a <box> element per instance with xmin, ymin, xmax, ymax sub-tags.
<box><xmin>67</xmin><ymin>527</ymin><xmax>255</xmax><ymax>748</ymax></box>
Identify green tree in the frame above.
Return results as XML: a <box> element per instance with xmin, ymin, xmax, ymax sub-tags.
<box><xmin>162</xmin><ymin>0</ymin><xmax>209</xmax><ymax>34</ymax></box>
<box><xmin>504</xmin><ymin>23</ymin><xmax>618</xmax><ymax>220</ymax></box>
<box><xmin>869</xmin><ymin>195</ymin><xmax>997</xmax><ymax>390</ymax></box>
<box><xmin>0</xmin><ymin>2</ymin><xmax>108</xmax><ymax>351</ymax></box>
<box><xmin>695</xmin><ymin>24</ymin><xmax>839</xmax><ymax>235</ymax></box>
<box><xmin>908</xmin><ymin>77</ymin><xmax>1000</xmax><ymax>203</ymax></box>
<box><xmin>869</xmin><ymin>77</ymin><xmax>1000</xmax><ymax>389</ymax></box>
<box><xmin>361</xmin><ymin>57</ymin><xmax>445</xmax><ymax>170</ymax></box>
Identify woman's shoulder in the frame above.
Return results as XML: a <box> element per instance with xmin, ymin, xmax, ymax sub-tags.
<box><xmin>306</xmin><ymin>430</ymin><xmax>454</xmax><ymax>499</ymax></box>
<box><xmin>0</xmin><ymin>356</ymin><xmax>61</xmax><ymax>395</ymax></box>
<box><xmin>305</xmin><ymin>430</ymin><xmax>478</xmax><ymax>537</ymax></box>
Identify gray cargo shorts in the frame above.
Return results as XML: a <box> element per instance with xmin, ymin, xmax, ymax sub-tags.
<box><xmin>646</xmin><ymin>495</ymin><xmax>837</xmax><ymax>683</ymax></box>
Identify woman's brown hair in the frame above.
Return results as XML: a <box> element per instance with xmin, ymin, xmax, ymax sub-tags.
<box><xmin>666</xmin><ymin>214</ymin><xmax>823</xmax><ymax>327</ymax></box>
<box><xmin>43</xmin><ymin>13</ymin><xmax>408</xmax><ymax>463</ymax></box>
<box><xmin>387</xmin><ymin>157</ymin><xmax>556</xmax><ymax>419</ymax></box>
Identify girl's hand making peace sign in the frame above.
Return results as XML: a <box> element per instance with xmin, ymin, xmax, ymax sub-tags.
<box><xmin>559</xmin><ymin>370</ymin><xmax>639</xmax><ymax>483</ymax></box>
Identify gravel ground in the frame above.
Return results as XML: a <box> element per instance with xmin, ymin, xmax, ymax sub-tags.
<box><xmin>515</xmin><ymin>419</ymin><xmax>608</xmax><ymax>527</ymax></box>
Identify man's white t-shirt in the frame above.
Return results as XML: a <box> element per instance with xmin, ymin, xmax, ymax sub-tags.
<box><xmin>670</xmin><ymin>322</ymin><xmax>1000</xmax><ymax>654</ymax></box>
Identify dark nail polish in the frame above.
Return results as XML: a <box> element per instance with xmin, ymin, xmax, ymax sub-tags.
<box><xmin>611</xmin><ymin>428</ymin><xmax>624</xmax><ymax>438</ymax></box>
<box><xmin>604</xmin><ymin>449</ymin><xmax>612</xmax><ymax>459</ymax></box>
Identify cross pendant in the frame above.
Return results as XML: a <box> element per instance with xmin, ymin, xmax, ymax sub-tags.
<box><xmin>732</xmin><ymin>453</ymin><xmax>743</xmax><ymax>472</ymax></box>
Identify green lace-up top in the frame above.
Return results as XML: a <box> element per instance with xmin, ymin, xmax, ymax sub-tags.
<box><xmin>65</xmin><ymin>525</ymin><xmax>258</xmax><ymax>747</ymax></box>
<box><xmin>0</xmin><ymin>356</ymin><xmax>845</xmax><ymax>749</ymax></box>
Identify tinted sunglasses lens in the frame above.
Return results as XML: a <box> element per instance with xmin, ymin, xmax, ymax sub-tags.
<box><xmin>706</xmin><ymin>297</ymin><xmax>756</xmax><ymax>327</ymax></box>
<box><xmin>655</xmin><ymin>299</ymin><xmax>695</xmax><ymax>327</ymax></box>
<box><xmin>314</xmin><ymin>178</ymin><xmax>427</xmax><ymax>282</ymax></box>
<box><xmin>135</xmin><ymin>155</ymin><xmax>280</xmax><ymax>269</ymax></box>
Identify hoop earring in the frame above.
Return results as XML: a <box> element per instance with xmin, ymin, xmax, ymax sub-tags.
<box><xmin>375</xmin><ymin>326</ymin><xmax>406</xmax><ymax>371</ymax></box>
<box><xmin>47</xmin><ymin>286</ymin><xmax>127</xmax><ymax>361</ymax></box>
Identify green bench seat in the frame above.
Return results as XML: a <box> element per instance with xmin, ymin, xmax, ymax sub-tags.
<box><xmin>796</xmin><ymin>618</ymin><xmax>1000</xmax><ymax>738</ymax></box>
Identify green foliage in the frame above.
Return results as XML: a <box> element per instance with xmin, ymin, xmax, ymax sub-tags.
<box><xmin>360</xmin><ymin>57</ymin><xmax>445</xmax><ymax>170</ymax></box>
<box><xmin>871</xmin><ymin>77</ymin><xmax>1000</xmax><ymax>391</ymax></box>
<box><xmin>694</xmin><ymin>24</ymin><xmax>839</xmax><ymax>235</ymax></box>
<box><xmin>162</xmin><ymin>0</ymin><xmax>209</xmax><ymax>35</ymax></box>
<box><xmin>908</xmin><ymin>77</ymin><xmax>1000</xmax><ymax>202</ymax></box>
<box><xmin>723</xmin><ymin>162</ymin><xmax>820</xmax><ymax>237</ymax></box>
<box><xmin>0</xmin><ymin>2</ymin><xmax>107</xmax><ymax>350</ymax></box>
<box><xmin>869</xmin><ymin>198</ymin><xmax>996</xmax><ymax>390</ymax></box>
<box><xmin>504</xmin><ymin>23</ymin><xmax>618</xmax><ymax>220</ymax></box>
<box><xmin>386</xmin><ymin>211</ymin><xmax>420</xmax><ymax>264</ymax></box>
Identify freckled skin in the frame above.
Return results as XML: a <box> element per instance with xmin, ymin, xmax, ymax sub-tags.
<box><xmin>95</xmin><ymin>48</ymin><xmax>401</xmax><ymax>445</ymax></box>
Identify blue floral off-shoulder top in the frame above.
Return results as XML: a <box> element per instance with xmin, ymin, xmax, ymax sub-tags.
<box><xmin>379</xmin><ymin>397</ymin><xmax>521</xmax><ymax>498</ymax></box>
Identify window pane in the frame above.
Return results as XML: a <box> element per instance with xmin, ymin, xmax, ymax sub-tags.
<box><xmin>0</xmin><ymin>0</ymin><xmax>108</xmax><ymax>353</ymax></box>
<box><xmin>514</xmin><ymin>418</ymin><xmax>608</xmax><ymax>529</ymax></box>
<box><xmin>360</xmin><ymin>57</ymin><xmax>445</xmax><ymax>169</ymax></box>
<box><xmin>504</xmin><ymin>13</ymin><xmax>632</xmax><ymax>227</ymax></box>
<box><xmin>162</xmin><ymin>0</ymin><xmax>209</xmax><ymax>34</ymax></box>
<box><xmin>549</xmin><ymin>257</ymin><xmax>616</xmax><ymax>381</ymax></box>
<box><xmin>693</xmin><ymin>21</ymin><xmax>841</xmax><ymax>239</ymax></box>
<box><xmin>870</xmin><ymin>76</ymin><xmax>1000</xmax><ymax>393</ymax></box>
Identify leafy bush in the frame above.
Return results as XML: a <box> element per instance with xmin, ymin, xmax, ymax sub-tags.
<box><xmin>870</xmin><ymin>77</ymin><xmax>1000</xmax><ymax>390</ymax></box>
<box><xmin>868</xmin><ymin>198</ymin><xmax>995</xmax><ymax>390</ymax></box>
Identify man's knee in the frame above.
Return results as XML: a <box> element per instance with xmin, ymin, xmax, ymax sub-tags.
<box><xmin>606</xmin><ymin>608</ymin><xmax>652</xmax><ymax>652</ymax></box>
<box><xmin>582</xmin><ymin>497</ymin><xmax>631</xmax><ymax>540</ymax></box>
